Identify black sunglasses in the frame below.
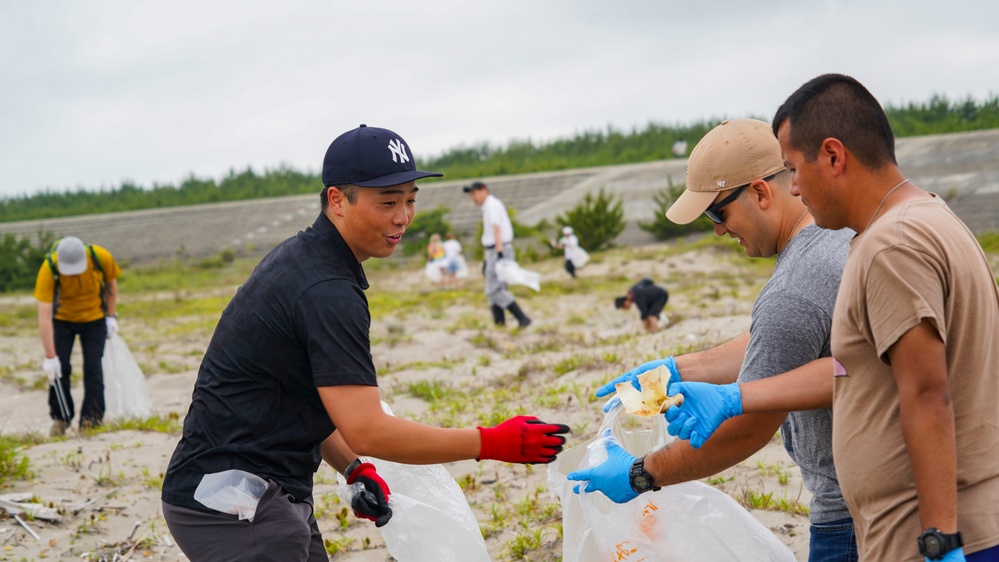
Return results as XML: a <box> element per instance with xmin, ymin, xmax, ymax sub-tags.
<box><xmin>703</xmin><ymin>184</ymin><xmax>750</xmax><ymax>224</ymax></box>
<box><xmin>702</xmin><ymin>171</ymin><xmax>783</xmax><ymax>224</ymax></box>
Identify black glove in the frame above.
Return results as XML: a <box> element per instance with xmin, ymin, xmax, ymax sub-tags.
<box><xmin>497</xmin><ymin>251</ymin><xmax>505</xmax><ymax>259</ymax></box>
<box><xmin>346</xmin><ymin>462</ymin><xmax>392</xmax><ymax>527</ymax></box>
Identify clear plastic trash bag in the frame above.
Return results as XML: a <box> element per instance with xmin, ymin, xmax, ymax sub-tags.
<box><xmin>425</xmin><ymin>257</ymin><xmax>470</xmax><ymax>283</ymax></box>
<box><xmin>494</xmin><ymin>259</ymin><xmax>541</xmax><ymax>292</ymax></box>
<box><xmin>568</xmin><ymin>246</ymin><xmax>590</xmax><ymax>269</ymax></box>
<box><xmin>337</xmin><ymin>402</ymin><xmax>491</xmax><ymax>562</ymax></box>
<box><xmin>425</xmin><ymin>261</ymin><xmax>444</xmax><ymax>283</ymax></box>
<box><xmin>194</xmin><ymin>469</ymin><xmax>268</xmax><ymax>522</ymax></box>
<box><xmin>101</xmin><ymin>333</ymin><xmax>153</xmax><ymax>420</ymax></box>
<box><xmin>547</xmin><ymin>404</ymin><xmax>796</xmax><ymax>562</ymax></box>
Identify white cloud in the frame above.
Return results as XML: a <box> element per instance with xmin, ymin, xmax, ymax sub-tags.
<box><xmin>1</xmin><ymin>0</ymin><xmax>997</xmax><ymax>197</ymax></box>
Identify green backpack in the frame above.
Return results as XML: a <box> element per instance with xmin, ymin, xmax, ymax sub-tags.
<box><xmin>46</xmin><ymin>242</ymin><xmax>106</xmax><ymax>316</ymax></box>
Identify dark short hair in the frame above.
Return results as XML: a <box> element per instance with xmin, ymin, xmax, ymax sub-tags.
<box><xmin>320</xmin><ymin>184</ymin><xmax>360</xmax><ymax>211</ymax></box>
<box><xmin>614</xmin><ymin>296</ymin><xmax>628</xmax><ymax>309</ymax></box>
<box><xmin>772</xmin><ymin>73</ymin><xmax>897</xmax><ymax>170</ymax></box>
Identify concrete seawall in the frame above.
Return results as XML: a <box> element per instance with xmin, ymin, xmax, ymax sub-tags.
<box><xmin>2</xmin><ymin>129</ymin><xmax>997</xmax><ymax>265</ymax></box>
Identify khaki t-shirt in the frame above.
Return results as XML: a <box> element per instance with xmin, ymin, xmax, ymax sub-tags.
<box><xmin>34</xmin><ymin>245</ymin><xmax>120</xmax><ymax>323</ymax></box>
<box><xmin>831</xmin><ymin>196</ymin><xmax>999</xmax><ymax>560</ymax></box>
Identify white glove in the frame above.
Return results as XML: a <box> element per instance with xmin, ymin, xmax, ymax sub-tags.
<box><xmin>42</xmin><ymin>357</ymin><xmax>62</xmax><ymax>385</ymax></box>
<box><xmin>106</xmin><ymin>316</ymin><xmax>118</xmax><ymax>338</ymax></box>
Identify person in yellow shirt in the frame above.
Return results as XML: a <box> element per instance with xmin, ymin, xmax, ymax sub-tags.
<box><xmin>33</xmin><ymin>236</ymin><xmax>120</xmax><ymax>436</ymax></box>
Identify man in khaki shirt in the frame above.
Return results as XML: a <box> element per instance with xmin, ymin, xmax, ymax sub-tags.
<box><xmin>657</xmin><ymin>74</ymin><xmax>999</xmax><ymax>561</ymax></box>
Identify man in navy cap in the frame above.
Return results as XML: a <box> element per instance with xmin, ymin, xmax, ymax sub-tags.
<box><xmin>161</xmin><ymin>125</ymin><xmax>569</xmax><ymax>561</ymax></box>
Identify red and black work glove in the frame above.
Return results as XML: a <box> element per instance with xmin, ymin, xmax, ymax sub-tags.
<box><xmin>477</xmin><ymin>415</ymin><xmax>570</xmax><ymax>464</ymax></box>
<box><xmin>346</xmin><ymin>462</ymin><xmax>392</xmax><ymax>528</ymax></box>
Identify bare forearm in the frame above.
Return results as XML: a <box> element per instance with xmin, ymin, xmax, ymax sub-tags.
<box><xmin>493</xmin><ymin>225</ymin><xmax>503</xmax><ymax>253</ymax></box>
<box><xmin>105</xmin><ymin>279</ymin><xmax>117</xmax><ymax>316</ymax></box>
<box><xmin>645</xmin><ymin>412</ymin><xmax>784</xmax><ymax>487</ymax></box>
<box><xmin>320</xmin><ymin>386</ymin><xmax>481</xmax><ymax>464</ymax></box>
<box><xmin>321</xmin><ymin>431</ymin><xmax>357</xmax><ymax>475</ymax></box>
<box><xmin>899</xmin><ymin>387</ymin><xmax>958</xmax><ymax>532</ymax></box>
<box><xmin>37</xmin><ymin>303</ymin><xmax>55</xmax><ymax>357</ymax></box>
<box><xmin>890</xmin><ymin>321</ymin><xmax>958</xmax><ymax>532</ymax></box>
<box><xmin>738</xmin><ymin>358</ymin><xmax>833</xmax><ymax>413</ymax></box>
<box><xmin>674</xmin><ymin>332</ymin><xmax>749</xmax><ymax>384</ymax></box>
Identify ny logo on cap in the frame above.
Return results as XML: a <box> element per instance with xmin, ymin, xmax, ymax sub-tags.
<box><xmin>387</xmin><ymin>138</ymin><xmax>410</xmax><ymax>164</ymax></box>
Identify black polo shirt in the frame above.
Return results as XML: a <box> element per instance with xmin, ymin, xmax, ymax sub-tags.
<box><xmin>162</xmin><ymin>214</ymin><xmax>378</xmax><ymax>511</ymax></box>
<box><xmin>630</xmin><ymin>278</ymin><xmax>669</xmax><ymax>320</ymax></box>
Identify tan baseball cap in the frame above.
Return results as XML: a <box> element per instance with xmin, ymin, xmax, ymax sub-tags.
<box><xmin>666</xmin><ymin>118</ymin><xmax>786</xmax><ymax>224</ymax></box>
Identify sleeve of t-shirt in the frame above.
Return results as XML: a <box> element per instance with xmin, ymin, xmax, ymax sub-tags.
<box><xmin>94</xmin><ymin>246</ymin><xmax>121</xmax><ymax>281</ymax></box>
<box><xmin>864</xmin><ymin>245</ymin><xmax>946</xmax><ymax>362</ymax></box>
<box><xmin>739</xmin><ymin>291</ymin><xmax>833</xmax><ymax>384</ymax></box>
<box><xmin>33</xmin><ymin>263</ymin><xmax>55</xmax><ymax>303</ymax></box>
<box><xmin>484</xmin><ymin>204</ymin><xmax>506</xmax><ymax>233</ymax></box>
<box><xmin>295</xmin><ymin>279</ymin><xmax>378</xmax><ymax>388</ymax></box>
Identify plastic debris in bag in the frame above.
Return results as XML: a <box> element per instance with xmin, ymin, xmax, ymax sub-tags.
<box><xmin>547</xmin><ymin>404</ymin><xmax>796</xmax><ymax>562</ymax></box>
<box><xmin>337</xmin><ymin>402</ymin><xmax>491</xmax><ymax>562</ymax></box>
<box><xmin>101</xmin><ymin>333</ymin><xmax>153</xmax><ymax>420</ymax></box>
<box><xmin>194</xmin><ymin>469</ymin><xmax>268</xmax><ymax>521</ymax></box>
<box><xmin>495</xmin><ymin>259</ymin><xmax>541</xmax><ymax>292</ymax></box>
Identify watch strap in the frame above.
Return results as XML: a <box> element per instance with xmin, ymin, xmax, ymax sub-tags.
<box><xmin>919</xmin><ymin>528</ymin><xmax>963</xmax><ymax>560</ymax></box>
<box><xmin>344</xmin><ymin>458</ymin><xmax>364</xmax><ymax>478</ymax></box>
<box><xmin>629</xmin><ymin>456</ymin><xmax>661</xmax><ymax>493</ymax></box>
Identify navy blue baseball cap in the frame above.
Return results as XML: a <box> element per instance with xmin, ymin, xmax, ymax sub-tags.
<box><xmin>322</xmin><ymin>124</ymin><xmax>443</xmax><ymax>188</ymax></box>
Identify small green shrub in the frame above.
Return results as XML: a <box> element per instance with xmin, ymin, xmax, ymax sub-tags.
<box><xmin>556</xmin><ymin>188</ymin><xmax>625</xmax><ymax>251</ymax></box>
<box><xmin>639</xmin><ymin>183</ymin><xmax>714</xmax><ymax>240</ymax></box>
<box><xmin>0</xmin><ymin>230</ymin><xmax>55</xmax><ymax>292</ymax></box>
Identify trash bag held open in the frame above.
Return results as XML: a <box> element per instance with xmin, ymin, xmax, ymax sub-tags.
<box><xmin>547</xmin><ymin>404</ymin><xmax>796</xmax><ymax>562</ymax></box>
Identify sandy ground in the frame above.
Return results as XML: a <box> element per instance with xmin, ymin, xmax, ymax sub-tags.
<box><xmin>0</xmin><ymin>239</ymin><xmax>816</xmax><ymax>561</ymax></box>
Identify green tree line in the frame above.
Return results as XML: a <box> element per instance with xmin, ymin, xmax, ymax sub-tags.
<box><xmin>2</xmin><ymin>94</ymin><xmax>997</xmax><ymax>224</ymax></box>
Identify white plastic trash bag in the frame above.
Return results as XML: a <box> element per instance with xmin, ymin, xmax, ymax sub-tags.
<box><xmin>424</xmin><ymin>261</ymin><xmax>444</xmax><ymax>283</ymax></box>
<box><xmin>453</xmin><ymin>255</ymin><xmax>470</xmax><ymax>279</ymax></box>
<box><xmin>568</xmin><ymin>246</ymin><xmax>590</xmax><ymax>269</ymax></box>
<box><xmin>547</xmin><ymin>405</ymin><xmax>796</xmax><ymax>562</ymax></box>
<box><xmin>101</xmin><ymin>333</ymin><xmax>153</xmax><ymax>420</ymax></box>
<box><xmin>194</xmin><ymin>469</ymin><xmax>268</xmax><ymax>521</ymax></box>
<box><xmin>495</xmin><ymin>259</ymin><xmax>541</xmax><ymax>292</ymax></box>
<box><xmin>337</xmin><ymin>402</ymin><xmax>490</xmax><ymax>562</ymax></box>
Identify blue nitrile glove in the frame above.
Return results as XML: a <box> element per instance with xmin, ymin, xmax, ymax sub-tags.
<box><xmin>927</xmin><ymin>548</ymin><xmax>966</xmax><ymax>562</ymax></box>
<box><xmin>664</xmin><ymin>381</ymin><xmax>742</xmax><ymax>449</ymax></box>
<box><xmin>597</xmin><ymin>356</ymin><xmax>681</xmax><ymax>413</ymax></box>
<box><xmin>565</xmin><ymin>434</ymin><xmax>639</xmax><ymax>503</ymax></box>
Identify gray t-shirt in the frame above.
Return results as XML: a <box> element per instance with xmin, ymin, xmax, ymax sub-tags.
<box><xmin>739</xmin><ymin>224</ymin><xmax>853</xmax><ymax>524</ymax></box>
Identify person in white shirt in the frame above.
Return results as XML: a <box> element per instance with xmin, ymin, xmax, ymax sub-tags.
<box><xmin>553</xmin><ymin>225</ymin><xmax>588</xmax><ymax>278</ymax></box>
<box><xmin>441</xmin><ymin>233</ymin><xmax>463</xmax><ymax>289</ymax></box>
<box><xmin>463</xmin><ymin>181</ymin><xmax>531</xmax><ymax>328</ymax></box>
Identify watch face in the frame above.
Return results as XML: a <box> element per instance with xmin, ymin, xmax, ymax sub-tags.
<box><xmin>924</xmin><ymin>535</ymin><xmax>941</xmax><ymax>556</ymax></box>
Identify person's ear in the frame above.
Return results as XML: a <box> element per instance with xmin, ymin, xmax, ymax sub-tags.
<box><xmin>327</xmin><ymin>187</ymin><xmax>347</xmax><ymax>217</ymax></box>
<box><xmin>821</xmin><ymin>138</ymin><xmax>847</xmax><ymax>177</ymax></box>
<box><xmin>751</xmin><ymin>179</ymin><xmax>774</xmax><ymax>211</ymax></box>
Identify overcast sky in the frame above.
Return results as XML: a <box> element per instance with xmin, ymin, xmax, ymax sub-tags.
<box><xmin>2</xmin><ymin>0</ymin><xmax>997</xmax><ymax>199</ymax></box>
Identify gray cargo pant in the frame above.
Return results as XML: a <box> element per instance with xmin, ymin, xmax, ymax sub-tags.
<box><xmin>484</xmin><ymin>243</ymin><xmax>516</xmax><ymax>308</ymax></box>
<box><xmin>162</xmin><ymin>480</ymin><xmax>328</xmax><ymax>562</ymax></box>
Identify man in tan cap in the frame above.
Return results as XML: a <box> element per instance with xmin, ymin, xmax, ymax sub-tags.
<box><xmin>570</xmin><ymin>118</ymin><xmax>859</xmax><ymax>562</ymax></box>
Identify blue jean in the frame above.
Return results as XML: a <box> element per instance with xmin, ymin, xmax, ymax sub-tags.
<box><xmin>969</xmin><ymin>543</ymin><xmax>999</xmax><ymax>561</ymax></box>
<box><xmin>809</xmin><ymin>517</ymin><xmax>858</xmax><ymax>562</ymax></box>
